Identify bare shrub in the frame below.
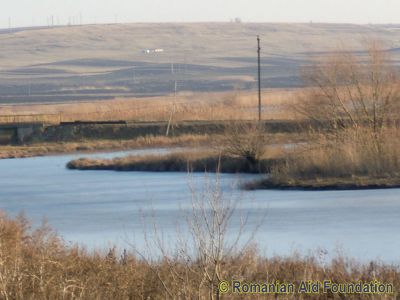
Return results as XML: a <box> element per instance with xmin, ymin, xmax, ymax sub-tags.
<box><xmin>277</xmin><ymin>42</ymin><xmax>400</xmax><ymax>182</ymax></box>
<box><xmin>297</xmin><ymin>42</ymin><xmax>400</xmax><ymax>137</ymax></box>
<box><xmin>219</xmin><ymin>121</ymin><xmax>266</xmax><ymax>165</ymax></box>
<box><xmin>135</xmin><ymin>174</ymin><xmax>263</xmax><ymax>299</ymax></box>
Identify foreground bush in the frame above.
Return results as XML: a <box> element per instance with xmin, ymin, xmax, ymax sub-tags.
<box><xmin>0</xmin><ymin>212</ymin><xmax>398</xmax><ymax>299</ymax></box>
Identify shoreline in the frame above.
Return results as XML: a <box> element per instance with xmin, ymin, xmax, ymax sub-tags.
<box><xmin>66</xmin><ymin>152</ymin><xmax>400</xmax><ymax>191</ymax></box>
<box><xmin>244</xmin><ymin>177</ymin><xmax>400</xmax><ymax>191</ymax></box>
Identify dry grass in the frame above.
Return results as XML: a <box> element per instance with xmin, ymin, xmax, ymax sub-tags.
<box><xmin>0</xmin><ymin>89</ymin><xmax>299</xmax><ymax>125</ymax></box>
<box><xmin>0</xmin><ymin>130</ymin><xmax>298</xmax><ymax>160</ymax></box>
<box><xmin>252</xmin><ymin>127</ymin><xmax>400</xmax><ymax>189</ymax></box>
<box><xmin>0</xmin><ymin>134</ymin><xmax>212</xmax><ymax>159</ymax></box>
<box><xmin>66</xmin><ymin>150</ymin><xmax>282</xmax><ymax>173</ymax></box>
<box><xmin>65</xmin><ymin>127</ymin><xmax>293</xmax><ymax>174</ymax></box>
<box><xmin>250</xmin><ymin>44</ymin><xmax>400</xmax><ymax>190</ymax></box>
<box><xmin>0</xmin><ymin>212</ymin><xmax>398</xmax><ymax>299</ymax></box>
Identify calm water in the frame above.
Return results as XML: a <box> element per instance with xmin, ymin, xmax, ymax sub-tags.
<box><xmin>0</xmin><ymin>149</ymin><xmax>399</xmax><ymax>263</ymax></box>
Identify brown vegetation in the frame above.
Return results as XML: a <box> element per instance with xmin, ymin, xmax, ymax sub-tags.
<box><xmin>0</xmin><ymin>90</ymin><xmax>298</xmax><ymax>125</ymax></box>
<box><xmin>0</xmin><ymin>134</ymin><xmax>212</xmax><ymax>159</ymax></box>
<box><xmin>66</xmin><ymin>151</ymin><xmax>281</xmax><ymax>173</ymax></box>
<box><xmin>254</xmin><ymin>43</ymin><xmax>400</xmax><ymax>189</ymax></box>
<box><xmin>0</xmin><ymin>211</ymin><xmax>398</xmax><ymax>299</ymax></box>
<box><xmin>297</xmin><ymin>42</ymin><xmax>400</xmax><ymax>137</ymax></box>
<box><xmin>250</xmin><ymin>127</ymin><xmax>400</xmax><ymax>189</ymax></box>
<box><xmin>218</xmin><ymin>121</ymin><xmax>266</xmax><ymax>165</ymax></box>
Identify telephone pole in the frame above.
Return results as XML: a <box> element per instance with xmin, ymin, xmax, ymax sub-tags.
<box><xmin>166</xmin><ymin>80</ymin><xmax>177</xmax><ymax>136</ymax></box>
<box><xmin>257</xmin><ymin>35</ymin><xmax>262</xmax><ymax>122</ymax></box>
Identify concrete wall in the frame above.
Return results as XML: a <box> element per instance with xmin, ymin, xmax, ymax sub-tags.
<box><xmin>0</xmin><ymin>124</ymin><xmax>42</xmax><ymax>145</ymax></box>
<box><xmin>0</xmin><ymin>128</ymin><xmax>15</xmax><ymax>145</ymax></box>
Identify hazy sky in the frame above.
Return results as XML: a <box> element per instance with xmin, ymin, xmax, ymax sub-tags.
<box><xmin>2</xmin><ymin>0</ymin><xmax>400</xmax><ymax>29</ymax></box>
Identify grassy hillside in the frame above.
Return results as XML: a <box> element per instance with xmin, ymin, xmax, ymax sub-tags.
<box><xmin>1</xmin><ymin>23</ymin><xmax>400</xmax><ymax>103</ymax></box>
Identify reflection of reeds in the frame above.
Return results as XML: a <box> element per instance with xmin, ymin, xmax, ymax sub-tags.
<box><xmin>0</xmin><ymin>90</ymin><xmax>298</xmax><ymax>125</ymax></box>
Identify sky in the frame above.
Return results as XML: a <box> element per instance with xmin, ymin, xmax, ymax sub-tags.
<box><xmin>2</xmin><ymin>0</ymin><xmax>400</xmax><ymax>29</ymax></box>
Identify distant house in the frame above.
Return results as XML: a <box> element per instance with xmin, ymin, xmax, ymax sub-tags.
<box><xmin>142</xmin><ymin>48</ymin><xmax>164</xmax><ymax>54</ymax></box>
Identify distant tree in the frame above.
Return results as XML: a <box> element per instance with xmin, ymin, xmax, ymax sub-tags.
<box><xmin>298</xmin><ymin>42</ymin><xmax>400</xmax><ymax>138</ymax></box>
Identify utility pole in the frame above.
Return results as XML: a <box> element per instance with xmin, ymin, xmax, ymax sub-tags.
<box><xmin>257</xmin><ymin>35</ymin><xmax>262</xmax><ymax>122</ymax></box>
<box><xmin>166</xmin><ymin>80</ymin><xmax>177</xmax><ymax>136</ymax></box>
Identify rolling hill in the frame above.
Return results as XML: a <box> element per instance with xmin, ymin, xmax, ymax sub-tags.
<box><xmin>1</xmin><ymin>22</ymin><xmax>400</xmax><ymax>104</ymax></box>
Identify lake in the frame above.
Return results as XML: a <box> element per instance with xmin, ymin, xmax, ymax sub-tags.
<box><xmin>0</xmin><ymin>149</ymin><xmax>399</xmax><ymax>263</ymax></box>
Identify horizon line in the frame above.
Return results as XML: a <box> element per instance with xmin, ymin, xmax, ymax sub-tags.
<box><xmin>1</xmin><ymin>21</ymin><xmax>400</xmax><ymax>31</ymax></box>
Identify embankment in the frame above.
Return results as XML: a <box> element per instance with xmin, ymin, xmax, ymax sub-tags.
<box><xmin>20</xmin><ymin>120</ymin><xmax>308</xmax><ymax>144</ymax></box>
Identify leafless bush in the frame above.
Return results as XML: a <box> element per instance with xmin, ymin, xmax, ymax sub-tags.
<box><xmin>219</xmin><ymin>121</ymin><xmax>266</xmax><ymax>165</ymax></box>
<box><xmin>276</xmin><ymin>42</ymin><xmax>400</xmax><ymax>182</ymax></box>
<box><xmin>298</xmin><ymin>42</ymin><xmax>400</xmax><ymax>137</ymax></box>
<box><xmin>136</xmin><ymin>174</ymin><xmax>263</xmax><ymax>299</ymax></box>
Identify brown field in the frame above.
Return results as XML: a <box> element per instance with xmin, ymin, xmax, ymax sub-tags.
<box><xmin>3</xmin><ymin>23</ymin><xmax>400</xmax><ymax>105</ymax></box>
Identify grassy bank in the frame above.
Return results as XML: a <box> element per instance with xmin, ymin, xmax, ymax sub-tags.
<box><xmin>67</xmin><ymin>151</ymin><xmax>281</xmax><ymax>173</ymax></box>
<box><xmin>0</xmin><ymin>212</ymin><xmax>398</xmax><ymax>299</ymax></box>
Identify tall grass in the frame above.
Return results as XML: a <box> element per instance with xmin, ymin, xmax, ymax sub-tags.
<box><xmin>0</xmin><ymin>212</ymin><xmax>398</xmax><ymax>299</ymax></box>
<box><xmin>264</xmin><ymin>127</ymin><xmax>400</xmax><ymax>188</ymax></box>
<box><xmin>0</xmin><ymin>90</ymin><xmax>298</xmax><ymax>125</ymax></box>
